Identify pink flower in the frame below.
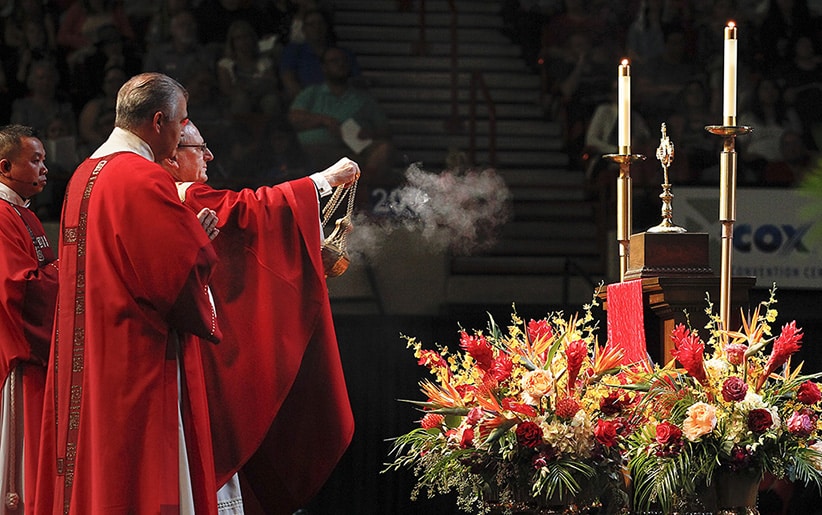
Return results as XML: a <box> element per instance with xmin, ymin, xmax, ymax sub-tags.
<box><xmin>460</xmin><ymin>331</ymin><xmax>494</xmax><ymax>370</ymax></box>
<box><xmin>465</xmin><ymin>407</ymin><xmax>483</xmax><ymax>426</ymax></box>
<box><xmin>787</xmin><ymin>410</ymin><xmax>815</xmax><ymax>437</ymax></box>
<box><xmin>655</xmin><ymin>421</ymin><xmax>682</xmax><ymax>446</ymax></box>
<box><xmin>670</xmin><ymin>324</ymin><xmax>709</xmax><ymax>386</ymax></box>
<box><xmin>682</xmin><ymin>402</ymin><xmax>717</xmax><ymax>441</ymax></box>
<box><xmin>757</xmin><ymin>321</ymin><xmax>803</xmax><ymax>391</ymax></box>
<box><xmin>594</xmin><ymin>419</ymin><xmax>620</xmax><ymax>447</ymax></box>
<box><xmin>724</xmin><ymin>343</ymin><xmax>748</xmax><ymax>365</ymax></box>
<box><xmin>721</xmin><ymin>376</ymin><xmax>749</xmax><ymax>402</ymax></box>
<box><xmin>565</xmin><ymin>339</ymin><xmax>587</xmax><ymax>394</ymax></box>
<box><xmin>797</xmin><ymin>381</ymin><xmax>822</xmax><ymax>405</ymax></box>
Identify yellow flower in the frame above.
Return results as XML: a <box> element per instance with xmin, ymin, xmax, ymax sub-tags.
<box><xmin>682</xmin><ymin>402</ymin><xmax>718</xmax><ymax>441</ymax></box>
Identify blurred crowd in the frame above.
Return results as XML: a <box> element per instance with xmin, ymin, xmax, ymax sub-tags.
<box><xmin>0</xmin><ymin>0</ymin><xmax>397</xmax><ymax>219</ymax></box>
<box><xmin>3</xmin><ymin>0</ymin><xmax>822</xmax><ymax>220</ymax></box>
<box><xmin>502</xmin><ymin>0</ymin><xmax>822</xmax><ymax>192</ymax></box>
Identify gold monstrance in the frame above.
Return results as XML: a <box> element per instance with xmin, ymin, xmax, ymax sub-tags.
<box><xmin>647</xmin><ymin>123</ymin><xmax>686</xmax><ymax>234</ymax></box>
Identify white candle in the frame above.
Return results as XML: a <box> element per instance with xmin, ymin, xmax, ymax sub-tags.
<box><xmin>618</xmin><ymin>59</ymin><xmax>630</xmax><ymax>154</ymax></box>
<box><xmin>723</xmin><ymin>22</ymin><xmax>738</xmax><ymax>125</ymax></box>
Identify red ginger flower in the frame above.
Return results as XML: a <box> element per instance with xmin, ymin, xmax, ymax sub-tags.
<box><xmin>555</xmin><ymin>397</ymin><xmax>581</xmax><ymax>419</ymax></box>
<box><xmin>420</xmin><ymin>413</ymin><xmax>444</xmax><ymax>429</ymax></box>
<box><xmin>489</xmin><ymin>354</ymin><xmax>513</xmax><ymax>382</ymax></box>
<box><xmin>460</xmin><ymin>331</ymin><xmax>494</xmax><ymax>370</ymax></box>
<box><xmin>757</xmin><ymin>321</ymin><xmax>803</xmax><ymax>391</ymax></box>
<box><xmin>527</xmin><ymin>319</ymin><xmax>554</xmax><ymax>343</ymax></box>
<box><xmin>670</xmin><ymin>324</ymin><xmax>709</xmax><ymax>386</ymax></box>
<box><xmin>565</xmin><ymin>339</ymin><xmax>587</xmax><ymax>394</ymax></box>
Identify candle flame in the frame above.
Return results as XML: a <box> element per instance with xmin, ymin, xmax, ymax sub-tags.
<box><xmin>727</xmin><ymin>21</ymin><xmax>735</xmax><ymax>28</ymax></box>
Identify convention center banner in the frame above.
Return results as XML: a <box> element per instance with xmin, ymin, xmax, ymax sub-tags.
<box><xmin>673</xmin><ymin>187</ymin><xmax>822</xmax><ymax>290</ymax></box>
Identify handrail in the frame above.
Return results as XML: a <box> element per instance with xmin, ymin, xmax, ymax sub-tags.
<box><xmin>469</xmin><ymin>71</ymin><xmax>497</xmax><ymax>167</ymax></box>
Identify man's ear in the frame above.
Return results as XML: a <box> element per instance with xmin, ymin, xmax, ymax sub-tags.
<box><xmin>163</xmin><ymin>156</ymin><xmax>179</xmax><ymax>170</ymax></box>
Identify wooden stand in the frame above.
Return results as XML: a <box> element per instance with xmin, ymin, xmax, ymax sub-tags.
<box><xmin>602</xmin><ymin>232</ymin><xmax>755</xmax><ymax>364</ymax></box>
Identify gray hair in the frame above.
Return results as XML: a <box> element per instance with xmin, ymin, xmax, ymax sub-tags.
<box><xmin>115</xmin><ymin>73</ymin><xmax>188</xmax><ymax>130</ymax></box>
<box><xmin>0</xmin><ymin>124</ymin><xmax>37</xmax><ymax>161</ymax></box>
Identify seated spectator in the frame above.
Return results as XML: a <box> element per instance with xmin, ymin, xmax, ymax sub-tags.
<box><xmin>279</xmin><ymin>8</ymin><xmax>360</xmax><ymax>102</ymax></box>
<box><xmin>762</xmin><ymin>129</ymin><xmax>815</xmax><ymax>187</ymax></box>
<box><xmin>77</xmin><ymin>64</ymin><xmax>125</xmax><ymax>156</ymax></box>
<box><xmin>142</xmin><ymin>0</ymin><xmax>193</xmax><ymax>49</ymax></box>
<box><xmin>10</xmin><ymin>59</ymin><xmax>76</xmax><ymax>137</ymax></box>
<box><xmin>288</xmin><ymin>46</ymin><xmax>393</xmax><ymax>204</ymax></box>
<box><xmin>781</xmin><ymin>35</ymin><xmax>822</xmax><ymax>151</ymax></box>
<box><xmin>142</xmin><ymin>10</ymin><xmax>217</xmax><ymax>83</ymax></box>
<box><xmin>667</xmin><ymin>79</ymin><xmax>721</xmax><ymax>184</ymax></box>
<box><xmin>739</xmin><ymin>77</ymin><xmax>804</xmax><ymax>184</ymax></box>
<box><xmin>216</xmin><ymin>19</ymin><xmax>282</xmax><ymax>117</ymax></box>
<box><xmin>193</xmin><ymin>0</ymin><xmax>276</xmax><ymax>48</ymax></box>
<box><xmin>56</xmin><ymin>0</ymin><xmax>136</xmax><ymax>69</ymax></box>
<box><xmin>625</xmin><ymin>0</ymin><xmax>665</xmax><ymax>66</ymax></box>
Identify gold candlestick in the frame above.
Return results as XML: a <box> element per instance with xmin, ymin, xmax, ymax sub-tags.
<box><xmin>604</xmin><ymin>152</ymin><xmax>646</xmax><ymax>281</ymax></box>
<box><xmin>648</xmin><ymin>123</ymin><xmax>685</xmax><ymax>234</ymax></box>
<box><xmin>705</xmin><ymin>124</ymin><xmax>752</xmax><ymax>329</ymax></box>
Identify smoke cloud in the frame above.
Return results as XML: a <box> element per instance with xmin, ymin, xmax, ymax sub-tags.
<box><xmin>334</xmin><ymin>163</ymin><xmax>512</xmax><ymax>261</ymax></box>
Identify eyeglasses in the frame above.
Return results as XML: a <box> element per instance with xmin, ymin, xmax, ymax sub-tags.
<box><xmin>178</xmin><ymin>142</ymin><xmax>208</xmax><ymax>152</ymax></box>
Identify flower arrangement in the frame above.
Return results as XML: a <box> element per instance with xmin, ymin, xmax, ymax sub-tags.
<box><xmin>383</xmin><ymin>299</ymin><xmax>636</xmax><ymax>514</ymax></box>
<box><xmin>626</xmin><ymin>286</ymin><xmax>822</xmax><ymax>513</ymax></box>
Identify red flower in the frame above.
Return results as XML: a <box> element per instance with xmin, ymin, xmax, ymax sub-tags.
<box><xmin>565</xmin><ymin>339</ymin><xmax>587</xmax><ymax>394</ymax></box>
<box><xmin>721</xmin><ymin>376</ymin><xmax>749</xmax><ymax>402</ymax></box>
<box><xmin>460</xmin><ymin>331</ymin><xmax>494</xmax><ymax>370</ymax></box>
<box><xmin>724</xmin><ymin>343</ymin><xmax>748</xmax><ymax>366</ymax></box>
<box><xmin>655</xmin><ymin>421</ymin><xmax>683</xmax><ymax>446</ymax></box>
<box><xmin>797</xmin><ymin>381</ymin><xmax>822</xmax><ymax>405</ymax></box>
<box><xmin>757</xmin><ymin>321</ymin><xmax>803</xmax><ymax>391</ymax></box>
<box><xmin>600</xmin><ymin>391</ymin><xmax>628</xmax><ymax>416</ymax></box>
<box><xmin>747</xmin><ymin>409</ymin><xmax>773</xmax><ymax>433</ymax></box>
<box><xmin>787</xmin><ymin>410</ymin><xmax>815</xmax><ymax>437</ymax></box>
<box><xmin>502</xmin><ymin>398</ymin><xmax>538</xmax><ymax>417</ymax></box>
<box><xmin>527</xmin><ymin>319</ymin><xmax>553</xmax><ymax>343</ymax></box>
<box><xmin>489</xmin><ymin>355</ymin><xmax>513</xmax><ymax>382</ymax></box>
<box><xmin>516</xmin><ymin>421</ymin><xmax>543</xmax><ymax>448</ymax></box>
<box><xmin>420</xmin><ymin>413</ymin><xmax>444</xmax><ymax>429</ymax></box>
<box><xmin>555</xmin><ymin>397</ymin><xmax>581</xmax><ymax>419</ymax></box>
<box><xmin>594</xmin><ymin>419</ymin><xmax>620</xmax><ymax>447</ymax></box>
<box><xmin>670</xmin><ymin>324</ymin><xmax>709</xmax><ymax>386</ymax></box>
<box><xmin>459</xmin><ymin>426</ymin><xmax>475</xmax><ymax>448</ymax></box>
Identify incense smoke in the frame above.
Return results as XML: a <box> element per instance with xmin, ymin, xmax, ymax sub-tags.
<box><xmin>342</xmin><ymin>163</ymin><xmax>512</xmax><ymax>260</ymax></box>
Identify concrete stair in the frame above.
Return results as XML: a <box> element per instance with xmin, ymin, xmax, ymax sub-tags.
<box><xmin>328</xmin><ymin>0</ymin><xmax>609</xmax><ymax>313</ymax></box>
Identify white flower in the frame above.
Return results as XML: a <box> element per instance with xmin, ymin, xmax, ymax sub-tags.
<box><xmin>704</xmin><ymin>358</ymin><xmax>729</xmax><ymax>381</ymax></box>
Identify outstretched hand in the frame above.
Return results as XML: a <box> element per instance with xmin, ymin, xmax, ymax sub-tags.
<box><xmin>320</xmin><ymin>157</ymin><xmax>361</xmax><ymax>188</ymax></box>
<box><xmin>197</xmin><ymin>208</ymin><xmax>220</xmax><ymax>240</ymax></box>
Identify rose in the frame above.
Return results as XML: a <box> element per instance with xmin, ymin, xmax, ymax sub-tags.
<box><xmin>747</xmin><ymin>408</ymin><xmax>773</xmax><ymax>433</ymax></box>
<box><xmin>722</xmin><ymin>376</ymin><xmax>749</xmax><ymax>402</ymax></box>
<box><xmin>787</xmin><ymin>410</ymin><xmax>815</xmax><ymax>437</ymax></box>
<box><xmin>459</xmin><ymin>426</ymin><xmax>475</xmax><ymax>448</ymax></box>
<box><xmin>600</xmin><ymin>391</ymin><xmax>626</xmax><ymax>416</ymax></box>
<box><xmin>594</xmin><ymin>419</ymin><xmax>619</xmax><ymax>447</ymax></box>
<box><xmin>521</xmin><ymin>369</ymin><xmax>553</xmax><ymax>405</ymax></box>
<box><xmin>682</xmin><ymin>402</ymin><xmax>717</xmax><ymax>441</ymax></box>
<box><xmin>797</xmin><ymin>381</ymin><xmax>822</xmax><ymax>405</ymax></box>
<box><xmin>516</xmin><ymin>421</ymin><xmax>543</xmax><ymax>449</ymax></box>
<box><xmin>725</xmin><ymin>343</ymin><xmax>748</xmax><ymax>365</ymax></box>
<box><xmin>655</xmin><ymin>421</ymin><xmax>683</xmax><ymax>445</ymax></box>
<box><xmin>465</xmin><ymin>407</ymin><xmax>483</xmax><ymax>426</ymax></box>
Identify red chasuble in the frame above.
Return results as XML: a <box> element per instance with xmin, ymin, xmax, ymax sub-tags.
<box><xmin>0</xmin><ymin>200</ymin><xmax>57</xmax><ymax>512</ymax></box>
<box><xmin>180</xmin><ymin>178</ymin><xmax>354</xmax><ymax>515</ymax></box>
<box><xmin>34</xmin><ymin>153</ymin><xmax>223</xmax><ymax>515</ymax></box>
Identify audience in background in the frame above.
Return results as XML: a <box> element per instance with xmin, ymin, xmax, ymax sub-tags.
<box><xmin>2</xmin><ymin>0</ymin><xmax>821</xmax><ymax>223</ymax></box>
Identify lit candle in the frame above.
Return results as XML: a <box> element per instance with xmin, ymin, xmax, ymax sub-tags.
<box><xmin>723</xmin><ymin>22</ymin><xmax>738</xmax><ymax>126</ymax></box>
<box><xmin>618</xmin><ymin>59</ymin><xmax>630</xmax><ymax>154</ymax></box>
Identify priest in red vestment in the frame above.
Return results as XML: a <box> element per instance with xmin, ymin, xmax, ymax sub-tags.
<box><xmin>0</xmin><ymin>124</ymin><xmax>58</xmax><ymax>514</ymax></box>
<box><xmin>162</xmin><ymin>121</ymin><xmax>356</xmax><ymax>514</ymax></box>
<box><xmin>34</xmin><ymin>73</ymin><xmax>225</xmax><ymax>515</ymax></box>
